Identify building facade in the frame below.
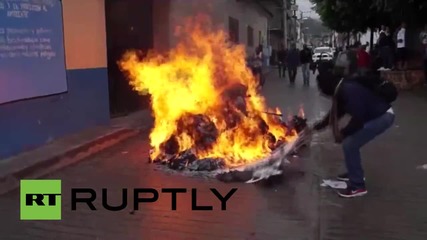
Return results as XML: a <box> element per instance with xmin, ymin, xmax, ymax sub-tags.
<box><xmin>0</xmin><ymin>0</ymin><xmax>271</xmax><ymax>160</ymax></box>
<box><xmin>0</xmin><ymin>0</ymin><xmax>109</xmax><ymax>159</ymax></box>
<box><xmin>153</xmin><ymin>0</ymin><xmax>270</xmax><ymax>56</ymax></box>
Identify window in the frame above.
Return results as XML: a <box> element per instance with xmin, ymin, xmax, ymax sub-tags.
<box><xmin>247</xmin><ymin>26</ymin><xmax>254</xmax><ymax>47</ymax></box>
<box><xmin>228</xmin><ymin>17</ymin><xmax>239</xmax><ymax>44</ymax></box>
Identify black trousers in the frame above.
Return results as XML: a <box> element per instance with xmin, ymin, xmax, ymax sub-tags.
<box><xmin>288</xmin><ymin>67</ymin><xmax>297</xmax><ymax>83</ymax></box>
<box><xmin>278</xmin><ymin>62</ymin><xmax>286</xmax><ymax>77</ymax></box>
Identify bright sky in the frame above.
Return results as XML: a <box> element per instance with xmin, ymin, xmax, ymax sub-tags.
<box><xmin>296</xmin><ymin>0</ymin><xmax>320</xmax><ymax>19</ymax></box>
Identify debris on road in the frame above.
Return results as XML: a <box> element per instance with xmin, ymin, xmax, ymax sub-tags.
<box><xmin>320</xmin><ymin>179</ymin><xmax>347</xmax><ymax>189</ymax></box>
<box><xmin>150</xmin><ymin>115</ymin><xmax>309</xmax><ymax>183</ymax></box>
<box><xmin>416</xmin><ymin>164</ymin><xmax>427</xmax><ymax>170</ymax></box>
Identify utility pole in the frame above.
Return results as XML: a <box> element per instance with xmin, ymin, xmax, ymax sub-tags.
<box><xmin>283</xmin><ymin>0</ymin><xmax>288</xmax><ymax>48</ymax></box>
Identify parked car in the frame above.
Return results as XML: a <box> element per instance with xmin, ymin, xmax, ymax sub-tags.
<box><xmin>313</xmin><ymin>53</ymin><xmax>334</xmax><ymax>63</ymax></box>
<box><xmin>312</xmin><ymin>47</ymin><xmax>333</xmax><ymax>62</ymax></box>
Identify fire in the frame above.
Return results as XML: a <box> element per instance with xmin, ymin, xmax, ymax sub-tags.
<box><xmin>119</xmin><ymin>16</ymin><xmax>298</xmax><ymax>166</ymax></box>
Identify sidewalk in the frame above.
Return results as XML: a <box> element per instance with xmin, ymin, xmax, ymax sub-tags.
<box><xmin>0</xmin><ymin>110</ymin><xmax>153</xmax><ymax>195</ymax></box>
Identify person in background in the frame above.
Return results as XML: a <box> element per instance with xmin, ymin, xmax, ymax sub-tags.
<box><xmin>378</xmin><ymin>27</ymin><xmax>394</xmax><ymax>69</ymax></box>
<box><xmin>252</xmin><ymin>45</ymin><xmax>264</xmax><ymax>89</ymax></box>
<box><xmin>286</xmin><ymin>44</ymin><xmax>300</xmax><ymax>85</ymax></box>
<box><xmin>263</xmin><ymin>45</ymin><xmax>271</xmax><ymax>67</ymax></box>
<box><xmin>300</xmin><ymin>44</ymin><xmax>313</xmax><ymax>86</ymax></box>
<box><xmin>396</xmin><ymin>22</ymin><xmax>407</xmax><ymax>70</ymax></box>
<box><xmin>419</xmin><ymin>25</ymin><xmax>427</xmax><ymax>85</ymax></box>
<box><xmin>277</xmin><ymin>44</ymin><xmax>287</xmax><ymax>79</ymax></box>
<box><xmin>379</xmin><ymin>25</ymin><xmax>386</xmax><ymax>36</ymax></box>
<box><xmin>370</xmin><ymin>44</ymin><xmax>383</xmax><ymax>77</ymax></box>
<box><xmin>311</xmin><ymin>47</ymin><xmax>319</xmax><ymax>74</ymax></box>
<box><xmin>310</xmin><ymin>71</ymin><xmax>395</xmax><ymax>198</ymax></box>
<box><xmin>357</xmin><ymin>44</ymin><xmax>371</xmax><ymax>75</ymax></box>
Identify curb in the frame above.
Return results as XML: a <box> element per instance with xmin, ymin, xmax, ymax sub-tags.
<box><xmin>0</xmin><ymin>128</ymin><xmax>140</xmax><ymax>195</ymax></box>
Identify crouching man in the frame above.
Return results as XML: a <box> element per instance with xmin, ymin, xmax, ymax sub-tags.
<box><xmin>311</xmin><ymin>72</ymin><xmax>395</xmax><ymax>198</ymax></box>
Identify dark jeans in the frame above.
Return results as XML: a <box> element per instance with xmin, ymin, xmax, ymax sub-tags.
<box><xmin>288</xmin><ymin>67</ymin><xmax>297</xmax><ymax>83</ymax></box>
<box><xmin>342</xmin><ymin>110</ymin><xmax>395</xmax><ymax>188</ymax></box>
<box><xmin>301</xmin><ymin>63</ymin><xmax>310</xmax><ymax>84</ymax></box>
<box><xmin>278</xmin><ymin>62</ymin><xmax>286</xmax><ymax>78</ymax></box>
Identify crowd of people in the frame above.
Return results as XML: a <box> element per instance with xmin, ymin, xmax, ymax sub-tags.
<box><xmin>249</xmin><ymin>23</ymin><xmax>427</xmax><ymax>89</ymax></box>
<box><xmin>276</xmin><ymin>44</ymin><xmax>315</xmax><ymax>86</ymax></box>
<box><xmin>374</xmin><ymin>23</ymin><xmax>408</xmax><ymax>71</ymax></box>
<box><xmin>373</xmin><ymin>22</ymin><xmax>427</xmax><ymax>78</ymax></box>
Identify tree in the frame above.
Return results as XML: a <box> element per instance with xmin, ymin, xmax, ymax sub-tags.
<box><xmin>312</xmin><ymin>0</ymin><xmax>427</xmax><ymax>33</ymax></box>
<box><xmin>311</xmin><ymin>0</ymin><xmax>381</xmax><ymax>33</ymax></box>
<box><xmin>378</xmin><ymin>0</ymin><xmax>427</xmax><ymax>28</ymax></box>
<box><xmin>301</xmin><ymin>18</ymin><xmax>329</xmax><ymax>36</ymax></box>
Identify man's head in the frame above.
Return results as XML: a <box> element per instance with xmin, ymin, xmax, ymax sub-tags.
<box><xmin>316</xmin><ymin>71</ymin><xmax>341</xmax><ymax>97</ymax></box>
<box><xmin>401</xmin><ymin>22</ymin><xmax>406</xmax><ymax>28</ymax></box>
<box><xmin>303</xmin><ymin>44</ymin><xmax>307</xmax><ymax>49</ymax></box>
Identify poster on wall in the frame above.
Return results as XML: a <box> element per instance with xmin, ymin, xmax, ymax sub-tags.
<box><xmin>0</xmin><ymin>0</ymin><xmax>67</xmax><ymax>104</ymax></box>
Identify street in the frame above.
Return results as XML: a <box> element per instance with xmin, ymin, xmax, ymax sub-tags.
<box><xmin>1</xmin><ymin>69</ymin><xmax>427</xmax><ymax>240</ymax></box>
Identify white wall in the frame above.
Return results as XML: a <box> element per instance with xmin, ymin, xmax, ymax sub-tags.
<box><xmin>153</xmin><ymin>0</ymin><xmax>269</xmax><ymax>56</ymax></box>
<box><xmin>62</xmin><ymin>0</ymin><xmax>107</xmax><ymax>70</ymax></box>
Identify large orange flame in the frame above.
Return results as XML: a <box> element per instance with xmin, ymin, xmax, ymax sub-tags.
<box><xmin>119</xmin><ymin>16</ymin><xmax>297</xmax><ymax>166</ymax></box>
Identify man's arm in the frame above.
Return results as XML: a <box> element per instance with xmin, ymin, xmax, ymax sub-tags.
<box><xmin>313</xmin><ymin>106</ymin><xmax>346</xmax><ymax>131</ymax></box>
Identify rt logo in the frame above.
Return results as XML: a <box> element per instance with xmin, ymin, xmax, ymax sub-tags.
<box><xmin>20</xmin><ymin>179</ymin><xmax>61</xmax><ymax>220</ymax></box>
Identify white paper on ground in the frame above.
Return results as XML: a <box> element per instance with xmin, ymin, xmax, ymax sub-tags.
<box><xmin>416</xmin><ymin>164</ymin><xmax>427</xmax><ymax>170</ymax></box>
<box><xmin>245</xmin><ymin>166</ymin><xmax>283</xmax><ymax>183</ymax></box>
<box><xmin>320</xmin><ymin>179</ymin><xmax>347</xmax><ymax>189</ymax></box>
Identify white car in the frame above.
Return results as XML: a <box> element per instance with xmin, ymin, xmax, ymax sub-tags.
<box><xmin>312</xmin><ymin>47</ymin><xmax>333</xmax><ymax>62</ymax></box>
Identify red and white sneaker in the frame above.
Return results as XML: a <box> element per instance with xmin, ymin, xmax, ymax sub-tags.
<box><xmin>337</xmin><ymin>187</ymin><xmax>368</xmax><ymax>198</ymax></box>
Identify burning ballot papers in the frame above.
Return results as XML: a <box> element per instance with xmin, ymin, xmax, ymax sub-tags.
<box><xmin>119</xmin><ymin>16</ymin><xmax>311</xmax><ymax>182</ymax></box>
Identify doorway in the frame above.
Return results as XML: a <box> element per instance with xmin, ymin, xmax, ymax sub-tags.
<box><xmin>105</xmin><ymin>0</ymin><xmax>153</xmax><ymax>117</ymax></box>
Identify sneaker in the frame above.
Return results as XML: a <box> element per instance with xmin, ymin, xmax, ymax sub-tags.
<box><xmin>337</xmin><ymin>187</ymin><xmax>368</xmax><ymax>198</ymax></box>
<box><xmin>336</xmin><ymin>173</ymin><xmax>365</xmax><ymax>181</ymax></box>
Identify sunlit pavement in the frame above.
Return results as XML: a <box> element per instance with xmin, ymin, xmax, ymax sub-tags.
<box><xmin>1</xmin><ymin>68</ymin><xmax>427</xmax><ymax>240</ymax></box>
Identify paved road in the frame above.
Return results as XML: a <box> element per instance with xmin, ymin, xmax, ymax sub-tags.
<box><xmin>1</xmin><ymin>69</ymin><xmax>427</xmax><ymax>240</ymax></box>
